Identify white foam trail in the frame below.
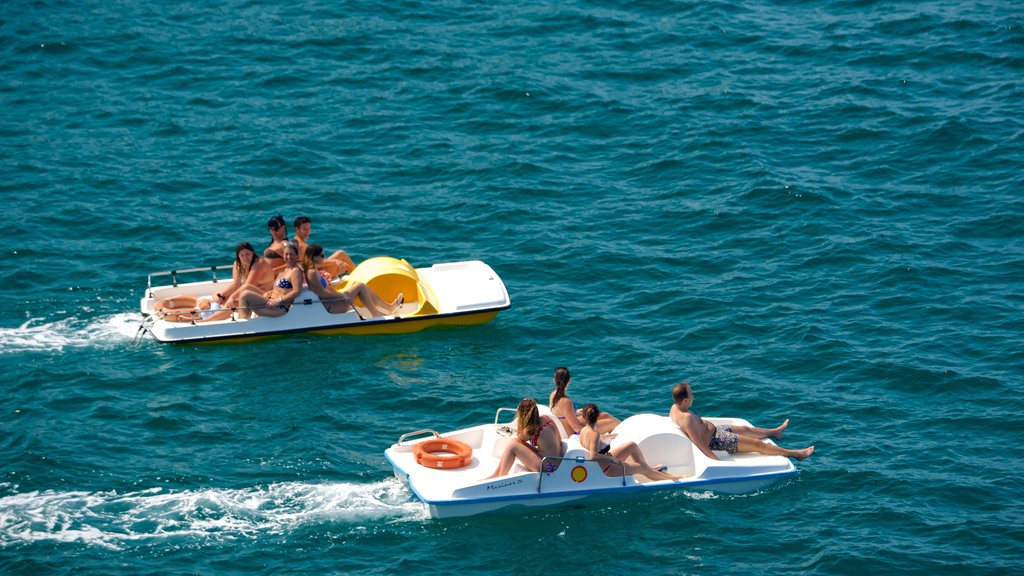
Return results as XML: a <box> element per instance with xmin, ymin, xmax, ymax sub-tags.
<box><xmin>0</xmin><ymin>480</ymin><xmax>425</xmax><ymax>549</ymax></box>
<box><xmin>0</xmin><ymin>313</ymin><xmax>142</xmax><ymax>354</ymax></box>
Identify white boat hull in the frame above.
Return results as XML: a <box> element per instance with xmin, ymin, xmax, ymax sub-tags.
<box><xmin>385</xmin><ymin>410</ymin><xmax>798</xmax><ymax>519</ymax></box>
<box><xmin>139</xmin><ymin>259</ymin><xmax>510</xmax><ymax>343</ymax></box>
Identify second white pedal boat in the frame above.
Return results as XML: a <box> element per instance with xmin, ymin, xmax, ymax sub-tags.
<box><xmin>385</xmin><ymin>406</ymin><xmax>798</xmax><ymax>518</ymax></box>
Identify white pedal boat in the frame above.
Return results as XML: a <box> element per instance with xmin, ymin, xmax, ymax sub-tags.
<box><xmin>138</xmin><ymin>257</ymin><xmax>510</xmax><ymax>343</ymax></box>
<box><xmin>385</xmin><ymin>406</ymin><xmax>798</xmax><ymax>518</ymax></box>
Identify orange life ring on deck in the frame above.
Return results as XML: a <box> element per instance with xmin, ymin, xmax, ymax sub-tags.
<box><xmin>413</xmin><ymin>438</ymin><xmax>473</xmax><ymax>469</ymax></box>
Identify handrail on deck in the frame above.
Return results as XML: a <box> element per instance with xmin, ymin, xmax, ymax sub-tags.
<box><xmin>537</xmin><ymin>454</ymin><xmax>627</xmax><ymax>493</ymax></box>
<box><xmin>146</xmin><ymin>264</ymin><xmax>232</xmax><ymax>297</ymax></box>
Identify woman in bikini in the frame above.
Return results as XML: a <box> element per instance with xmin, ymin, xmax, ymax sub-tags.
<box><xmin>484</xmin><ymin>398</ymin><xmax>565</xmax><ymax>480</ymax></box>
<box><xmin>299</xmin><ymin>244</ymin><xmax>403</xmax><ymax>317</ymax></box>
<box><xmin>549</xmin><ymin>367</ymin><xmax>620</xmax><ymax>436</ymax></box>
<box><xmin>236</xmin><ymin>240</ymin><xmax>304</xmax><ymax>318</ymax></box>
<box><xmin>154</xmin><ymin>241</ymin><xmax>273</xmax><ymax>322</ymax></box>
<box><xmin>579</xmin><ymin>403</ymin><xmax>681</xmax><ymax>482</ymax></box>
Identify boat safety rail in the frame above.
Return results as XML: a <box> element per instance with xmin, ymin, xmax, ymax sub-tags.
<box><xmin>493</xmin><ymin>407</ymin><xmax>517</xmax><ymax>425</ymax></box>
<box><xmin>537</xmin><ymin>455</ymin><xmax>628</xmax><ymax>493</ymax></box>
<box><xmin>396</xmin><ymin>429</ymin><xmax>441</xmax><ymax>447</ymax></box>
<box><xmin>146</xmin><ymin>264</ymin><xmax>233</xmax><ymax>297</ymax></box>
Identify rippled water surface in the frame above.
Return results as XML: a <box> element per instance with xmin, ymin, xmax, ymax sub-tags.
<box><xmin>2</xmin><ymin>0</ymin><xmax>1022</xmax><ymax>574</ymax></box>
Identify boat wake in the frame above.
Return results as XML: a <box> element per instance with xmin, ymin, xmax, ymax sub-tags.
<box><xmin>0</xmin><ymin>479</ymin><xmax>425</xmax><ymax>549</ymax></box>
<box><xmin>0</xmin><ymin>313</ymin><xmax>142</xmax><ymax>354</ymax></box>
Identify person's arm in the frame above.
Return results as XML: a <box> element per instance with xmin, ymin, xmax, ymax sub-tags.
<box><xmin>217</xmin><ymin>264</ymin><xmax>244</xmax><ymax>303</ymax></box>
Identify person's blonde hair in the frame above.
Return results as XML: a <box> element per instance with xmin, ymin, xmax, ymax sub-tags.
<box><xmin>516</xmin><ymin>398</ymin><xmax>541</xmax><ymax>438</ymax></box>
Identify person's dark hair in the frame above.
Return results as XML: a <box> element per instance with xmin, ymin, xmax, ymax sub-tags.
<box><xmin>234</xmin><ymin>241</ymin><xmax>258</xmax><ymax>273</ymax></box>
<box><xmin>580</xmin><ymin>403</ymin><xmax>600</xmax><ymax>426</ymax></box>
<box><xmin>294</xmin><ymin>215</ymin><xmax>310</xmax><ymax>229</ymax></box>
<box><xmin>672</xmin><ymin>382</ymin><xmax>691</xmax><ymax>404</ymax></box>
<box><xmin>551</xmin><ymin>367</ymin><xmax>571</xmax><ymax>406</ymax></box>
<box><xmin>267</xmin><ymin>215</ymin><xmax>287</xmax><ymax>232</ymax></box>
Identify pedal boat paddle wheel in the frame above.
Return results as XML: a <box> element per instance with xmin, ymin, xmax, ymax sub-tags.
<box><xmin>138</xmin><ymin>257</ymin><xmax>510</xmax><ymax>343</ymax></box>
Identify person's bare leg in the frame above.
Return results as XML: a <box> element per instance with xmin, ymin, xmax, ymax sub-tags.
<box><xmin>736</xmin><ymin>436</ymin><xmax>813</xmax><ymax>460</ymax></box>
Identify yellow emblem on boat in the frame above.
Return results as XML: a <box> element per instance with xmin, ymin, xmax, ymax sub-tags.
<box><xmin>571</xmin><ymin>466</ymin><xmax>587</xmax><ymax>483</ymax></box>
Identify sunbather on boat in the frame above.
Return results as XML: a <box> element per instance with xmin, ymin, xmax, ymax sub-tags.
<box><xmin>670</xmin><ymin>382</ymin><xmax>814</xmax><ymax>461</ymax></box>
<box><xmin>549</xmin><ymin>367</ymin><xmax>620</xmax><ymax>436</ymax></box>
<box><xmin>484</xmin><ymin>398</ymin><xmax>565</xmax><ymax>480</ymax></box>
<box><xmin>292</xmin><ymin>216</ymin><xmax>357</xmax><ymax>276</ymax></box>
<box><xmin>579</xmin><ymin>403</ymin><xmax>682</xmax><ymax>481</ymax></box>
<box><xmin>153</xmin><ymin>296</ymin><xmax>231</xmax><ymax>322</ymax></box>
<box><xmin>264</xmin><ymin>215</ymin><xmax>290</xmax><ymax>272</ymax></box>
<box><xmin>210</xmin><ymin>241</ymin><xmax>275</xmax><ymax>309</ymax></box>
<box><xmin>300</xmin><ymin>244</ymin><xmax>403</xmax><ymax>317</ymax></box>
<box><xmin>236</xmin><ymin>240</ymin><xmax>304</xmax><ymax>319</ymax></box>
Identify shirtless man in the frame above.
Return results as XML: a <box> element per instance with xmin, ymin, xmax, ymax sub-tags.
<box><xmin>292</xmin><ymin>215</ymin><xmax>357</xmax><ymax>276</ymax></box>
<box><xmin>670</xmin><ymin>382</ymin><xmax>814</xmax><ymax>461</ymax></box>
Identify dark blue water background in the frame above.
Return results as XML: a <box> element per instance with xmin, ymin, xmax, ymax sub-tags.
<box><xmin>1</xmin><ymin>0</ymin><xmax>1022</xmax><ymax>574</ymax></box>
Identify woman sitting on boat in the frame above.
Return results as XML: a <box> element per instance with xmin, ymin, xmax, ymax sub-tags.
<box><xmin>300</xmin><ymin>243</ymin><xmax>403</xmax><ymax>317</ymax></box>
<box><xmin>236</xmin><ymin>240</ymin><xmax>304</xmax><ymax>319</ymax></box>
<box><xmin>483</xmin><ymin>398</ymin><xmax>565</xmax><ymax>480</ymax></box>
<box><xmin>153</xmin><ymin>241</ymin><xmax>273</xmax><ymax>323</ymax></box>
<box><xmin>579</xmin><ymin>403</ymin><xmax>681</xmax><ymax>482</ymax></box>
<box><xmin>214</xmin><ymin>241</ymin><xmax>275</xmax><ymax>308</ymax></box>
<box><xmin>549</xmin><ymin>367</ymin><xmax>620</xmax><ymax>436</ymax></box>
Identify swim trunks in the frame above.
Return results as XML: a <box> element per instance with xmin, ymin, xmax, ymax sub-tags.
<box><xmin>709</xmin><ymin>426</ymin><xmax>739</xmax><ymax>454</ymax></box>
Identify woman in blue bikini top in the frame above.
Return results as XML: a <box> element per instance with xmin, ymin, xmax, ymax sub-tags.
<box><xmin>236</xmin><ymin>240</ymin><xmax>303</xmax><ymax>319</ymax></box>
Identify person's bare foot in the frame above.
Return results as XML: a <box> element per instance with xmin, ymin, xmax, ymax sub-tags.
<box><xmin>390</xmin><ymin>293</ymin><xmax>404</xmax><ymax>315</ymax></box>
<box><xmin>771</xmin><ymin>419</ymin><xmax>789</xmax><ymax>440</ymax></box>
<box><xmin>794</xmin><ymin>446</ymin><xmax>814</xmax><ymax>460</ymax></box>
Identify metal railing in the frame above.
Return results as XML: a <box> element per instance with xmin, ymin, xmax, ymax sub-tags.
<box><xmin>146</xmin><ymin>264</ymin><xmax>233</xmax><ymax>297</ymax></box>
<box><xmin>537</xmin><ymin>454</ymin><xmax>628</xmax><ymax>492</ymax></box>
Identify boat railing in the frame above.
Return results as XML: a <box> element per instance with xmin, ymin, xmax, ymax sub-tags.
<box><xmin>146</xmin><ymin>265</ymin><xmax>233</xmax><ymax>297</ymax></box>
<box><xmin>396</xmin><ymin>429</ymin><xmax>441</xmax><ymax>447</ymax></box>
<box><xmin>493</xmin><ymin>407</ymin><xmax>517</xmax><ymax>425</ymax></box>
<box><xmin>537</xmin><ymin>455</ymin><xmax>627</xmax><ymax>492</ymax></box>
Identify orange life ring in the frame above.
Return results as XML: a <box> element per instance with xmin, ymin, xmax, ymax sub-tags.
<box><xmin>413</xmin><ymin>437</ymin><xmax>473</xmax><ymax>469</ymax></box>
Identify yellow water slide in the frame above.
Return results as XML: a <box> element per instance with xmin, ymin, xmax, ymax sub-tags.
<box><xmin>339</xmin><ymin>257</ymin><xmax>440</xmax><ymax>316</ymax></box>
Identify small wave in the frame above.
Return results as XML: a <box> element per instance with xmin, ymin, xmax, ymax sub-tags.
<box><xmin>0</xmin><ymin>313</ymin><xmax>142</xmax><ymax>354</ymax></box>
<box><xmin>0</xmin><ymin>479</ymin><xmax>425</xmax><ymax>550</ymax></box>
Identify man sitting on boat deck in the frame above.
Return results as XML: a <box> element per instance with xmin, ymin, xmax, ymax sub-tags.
<box><xmin>670</xmin><ymin>382</ymin><xmax>814</xmax><ymax>461</ymax></box>
<box><xmin>292</xmin><ymin>215</ymin><xmax>357</xmax><ymax>277</ymax></box>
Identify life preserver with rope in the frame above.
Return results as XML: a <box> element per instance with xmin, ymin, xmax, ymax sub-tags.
<box><xmin>413</xmin><ymin>437</ymin><xmax>473</xmax><ymax>469</ymax></box>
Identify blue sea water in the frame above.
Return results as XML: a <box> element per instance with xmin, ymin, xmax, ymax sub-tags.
<box><xmin>1</xmin><ymin>0</ymin><xmax>1022</xmax><ymax>573</ymax></box>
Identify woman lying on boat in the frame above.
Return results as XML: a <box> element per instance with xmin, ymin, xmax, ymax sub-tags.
<box><xmin>579</xmin><ymin>403</ymin><xmax>682</xmax><ymax>481</ymax></box>
<box><xmin>483</xmin><ymin>398</ymin><xmax>565</xmax><ymax>480</ymax></box>
<box><xmin>153</xmin><ymin>295</ymin><xmax>232</xmax><ymax>323</ymax></box>
<box><xmin>549</xmin><ymin>367</ymin><xmax>620</xmax><ymax>436</ymax></box>
<box><xmin>236</xmin><ymin>240</ymin><xmax>304</xmax><ymax>319</ymax></box>
<box><xmin>300</xmin><ymin>244</ymin><xmax>403</xmax><ymax>317</ymax></box>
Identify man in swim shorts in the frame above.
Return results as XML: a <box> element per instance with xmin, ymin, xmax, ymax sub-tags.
<box><xmin>669</xmin><ymin>382</ymin><xmax>814</xmax><ymax>461</ymax></box>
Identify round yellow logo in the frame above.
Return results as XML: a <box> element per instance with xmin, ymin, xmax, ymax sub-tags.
<box><xmin>571</xmin><ymin>466</ymin><xmax>588</xmax><ymax>483</ymax></box>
